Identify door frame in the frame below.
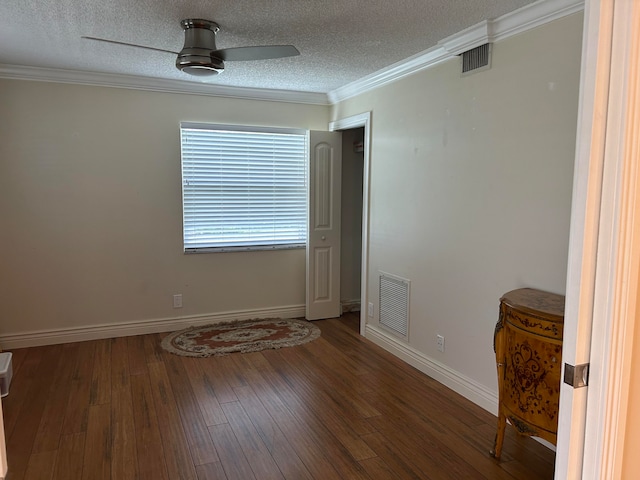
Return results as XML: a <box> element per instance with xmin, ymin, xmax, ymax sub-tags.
<box><xmin>556</xmin><ymin>0</ymin><xmax>640</xmax><ymax>477</ymax></box>
<box><xmin>329</xmin><ymin>112</ymin><xmax>372</xmax><ymax>336</ymax></box>
<box><xmin>0</xmin><ymin>399</ymin><xmax>6</xmax><ymax>479</ymax></box>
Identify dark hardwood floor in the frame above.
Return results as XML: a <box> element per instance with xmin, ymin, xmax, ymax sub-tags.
<box><xmin>2</xmin><ymin>313</ymin><xmax>555</xmax><ymax>479</ymax></box>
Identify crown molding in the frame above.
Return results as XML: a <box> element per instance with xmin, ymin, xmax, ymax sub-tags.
<box><xmin>328</xmin><ymin>0</ymin><xmax>584</xmax><ymax>104</ymax></box>
<box><xmin>491</xmin><ymin>0</ymin><xmax>584</xmax><ymax>42</ymax></box>
<box><xmin>327</xmin><ymin>46</ymin><xmax>451</xmax><ymax>104</ymax></box>
<box><xmin>0</xmin><ymin>64</ymin><xmax>330</xmax><ymax>105</ymax></box>
<box><xmin>0</xmin><ymin>0</ymin><xmax>584</xmax><ymax>107</ymax></box>
<box><xmin>438</xmin><ymin>20</ymin><xmax>492</xmax><ymax>56</ymax></box>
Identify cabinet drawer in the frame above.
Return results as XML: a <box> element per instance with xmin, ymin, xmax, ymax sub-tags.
<box><xmin>504</xmin><ymin>306</ymin><xmax>563</xmax><ymax>342</ymax></box>
<box><xmin>503</xmin><ymin>328</ymin><xmax>562</xmax><ymax>434</ymax></box>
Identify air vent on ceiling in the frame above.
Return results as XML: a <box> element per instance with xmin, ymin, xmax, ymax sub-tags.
<box><xmin>461</xmin><ymin>43</ymin><xmax>491</xmax><ymax>75</ymax></box>
<box><xmin>379</xmin><ymin>272</ymin><xmax>410</xmax><ymax>341</ymax></box>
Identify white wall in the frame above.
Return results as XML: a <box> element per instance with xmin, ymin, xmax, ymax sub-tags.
<box><xmin>0</xmin><ymin>81</ymin><xmax>329</xmax><ymax>342</ymax></box>
<box><xmin>331</xmin><ymin>13</ymin><xmax>583</xmax><ymax>393</ymax></box>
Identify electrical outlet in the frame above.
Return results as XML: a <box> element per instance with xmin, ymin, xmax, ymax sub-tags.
<box><xmin>436</xmin><ymin>334</ymin><xmax>445</xmax><ymax>352</ymax></box>
<box><xmin>368</xmin><ymin>302</ymin><xmax>374</xmax><ymax>317</ymax></box>
<box><xmin>173</xmin><ymin>294</ymin><xmax>183</xmax><ymax>308</ymax></box>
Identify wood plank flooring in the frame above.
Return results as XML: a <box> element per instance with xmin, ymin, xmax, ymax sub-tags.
<box><xmin>2</xmin><ymin>314</ymin><xmax>555</xmax><ymax>479</ymax></box>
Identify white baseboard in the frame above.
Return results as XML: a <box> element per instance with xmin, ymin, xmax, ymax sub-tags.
<box><xmin>1</xmin><ymin>306</ymin><xmax>555</xmax><ymax>452</ymax></box>
<box><xmin>0</xmin><ymin>305</ymin><xmax>306</xmax><ymax>349</ymax></box>
<box><xmin>365</xmin><ymin>324</ymin><xmax>556</xmax><ymax>452</ymax></box>
<box><xmin>365</xmin><ymin>324</ymin><xmax>499</xmax><ymax>415</ymax></box>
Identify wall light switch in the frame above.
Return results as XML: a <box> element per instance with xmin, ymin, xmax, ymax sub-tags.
<box><xmin>173</xmin><ymin>294</ymin><xmax>183</xmax><ymax>308</ymax></box>
<box><xmin>368</xmin><ymin>302</ymin><xmax>374</xmax><ymax>317</ymax></box>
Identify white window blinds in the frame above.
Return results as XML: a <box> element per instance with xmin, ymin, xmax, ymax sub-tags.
<box><xmin>180</xmin><ymin>123</ymin><xmax>308</xmax><ymax>252</ymax></box>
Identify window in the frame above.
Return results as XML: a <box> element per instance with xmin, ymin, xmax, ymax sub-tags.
<box><xmin>180</xmin><ymin>123</ymin><xmax>308</xmax><ymax>252</ymax></box>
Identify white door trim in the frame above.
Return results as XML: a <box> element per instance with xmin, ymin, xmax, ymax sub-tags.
<box><xmin>0</xmin><ymin>399</ymin><xmax>7</xmax><ymax>479</ymax></box>
<box><xmin>556</xmin><ymin>0</ymin><xmax>640</xmax><ymax>477</ymax></box>
<box><xmin>583</xmin><ymin>0</ymin><xmax>640</xmax><ymax>477</ymax></box>
<box><xmin>329</xmin><ymin>112</ymin><xmax>372</xmax><ymax>336</ymax></box>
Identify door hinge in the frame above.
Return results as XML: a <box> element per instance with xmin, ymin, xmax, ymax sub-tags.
<box><xmin>564</xmin><ymin>363</ymin><xmax>589</xmax><ymax>388</ymax></box>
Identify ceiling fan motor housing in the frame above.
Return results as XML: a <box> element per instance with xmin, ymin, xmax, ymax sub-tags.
<box><xmin>176</xmin><ymin>19</ymin><xmax>224</xmax><ymax>76</ymax></box>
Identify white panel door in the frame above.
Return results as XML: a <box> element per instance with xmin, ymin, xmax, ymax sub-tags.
<box><xmin>306</xmin><ymin>131</ymin><xmax>342</xmax><ymax>320</ymax></box>
<box><xmin>556</xmin><ymin>0</ymin><xmax>640</xmax><ymax>477</ymax></box>
<box><xmin>0</xmin><ymin>399</ymin><xmax>6</xmax><ymax>479</ymax></box>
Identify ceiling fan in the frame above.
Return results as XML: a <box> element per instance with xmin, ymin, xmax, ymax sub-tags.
<box><xmin>82</xmin><ymin>19</ymin><xmax>300</xmax><ymax>76</ymax></box>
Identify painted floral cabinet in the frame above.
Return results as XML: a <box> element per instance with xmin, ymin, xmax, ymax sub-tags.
<box><xmin>490</xmin><ymin>288</ymin><xmax>565</xmax><ymax>459</ymax></box>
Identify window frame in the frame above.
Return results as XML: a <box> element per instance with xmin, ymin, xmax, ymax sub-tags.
<box><xmin>180</xmin><ymin>122</ymin><xmax>309</xmax><ymax>254</ymax></box>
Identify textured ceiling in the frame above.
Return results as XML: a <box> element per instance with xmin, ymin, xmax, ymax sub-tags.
<box><xmin>0</xmin><ymin>0</ymin><xmax>538</xmax><ymax>94</ymax></box>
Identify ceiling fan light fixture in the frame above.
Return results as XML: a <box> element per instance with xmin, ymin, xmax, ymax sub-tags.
<box><xmin>179</xmin><ymin>65</ymin><xmax>223</xmax><ymax>76</ymax></box>
<box><xmin>176</xmin><ymin>18</ymin><xmax>225</xmax><ymax>76</ymax></box>
<box><xmin>83</xmin><ymin>17</ymin><xmax>299</xmax><ymax>78</ymax></box>
<box><xmin>176</xmin><ymin>53</ymin><xmax>224</xmax><ymax>76</ymax></box>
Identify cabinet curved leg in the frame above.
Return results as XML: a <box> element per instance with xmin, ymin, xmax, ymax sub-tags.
<box><xmin>490</xmin><ymin>412</ymin><xmax>506</xmax><ymax>459</ymax></box>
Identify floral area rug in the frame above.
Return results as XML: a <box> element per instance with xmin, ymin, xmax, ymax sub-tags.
<box><xmin>160</xmin><ymin>318</ymin><xmax>321</xmax><ymax>357</ymax></box>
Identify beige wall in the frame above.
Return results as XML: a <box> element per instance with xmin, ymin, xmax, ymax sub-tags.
<box><xmin>0</xmin><ymin>11</ymin><xmax>585</xmax><ymax>402</ymax></box>
<box><xmin>0</xmin><ymin>81</ymin><xmax>329</xmax><ymax>337</ymax></box>
<box><xmin>331</xmin><ymin>13</ymin><xmax>583</xmax><ymax>390</ymax></box>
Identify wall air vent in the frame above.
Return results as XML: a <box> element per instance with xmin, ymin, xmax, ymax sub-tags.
<box><xmin>461</xmin><ymin>43</ymin><xmax>491</xmax><ymax>75</ymax></box>
<box><xmin>379</xmin><ymin>272</ymin><xmax>410</xmax><ymax>341</ymax></box>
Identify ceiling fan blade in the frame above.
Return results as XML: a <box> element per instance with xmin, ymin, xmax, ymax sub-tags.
<box><xmin>81</xmin><ymin>36</ymin><xmax>179</xmax><ymax>55</ymax></box>
<box><xmin>214</xmin><ymin>45</ymin><xmax>300</xmax><ymax>62</ymax></box>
